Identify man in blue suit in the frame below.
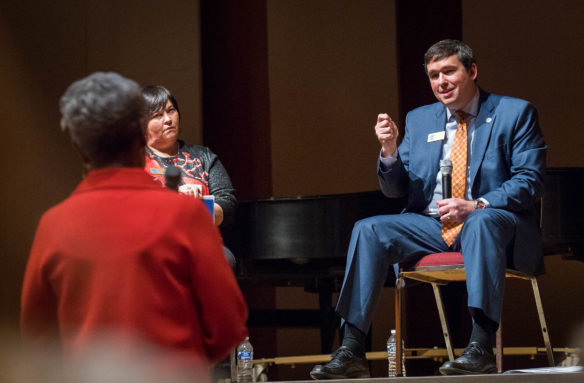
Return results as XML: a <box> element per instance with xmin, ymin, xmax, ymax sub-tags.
<box><xmin>311</xmin><ymin>39</ymin><xmax>546</xmax><ymax>378</ymax></box>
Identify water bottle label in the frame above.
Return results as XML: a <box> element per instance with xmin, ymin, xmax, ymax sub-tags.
<box><xmin>387</xmin><ymin>343</ymin><xmax>396</xmax><ymax>356</ymax></box>
<box><xmin>238</xmin><ymin>350</ymin><xmax>253</xmax><ymax>361</ymax></box>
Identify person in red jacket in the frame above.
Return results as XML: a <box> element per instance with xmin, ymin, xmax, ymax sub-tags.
<box><xmin>20</xmin><ymin>72</ymin><xmax>248</xmax><ymax>382</ymax></box>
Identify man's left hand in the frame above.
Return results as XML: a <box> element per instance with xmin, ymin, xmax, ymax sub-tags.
<box><xmin>437</xmin><ymin>198</ymin><xmax>476</xmax><ymax>223</ymax></box>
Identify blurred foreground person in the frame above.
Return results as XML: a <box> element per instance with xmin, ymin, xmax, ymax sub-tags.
<box><xmin>20</xmin><ymin>72</ymin><xmax>248</xmax><ymax>382</ymax></box>
<box><xmin>2</xmin><ymin>334</ymin><xmax>212</xmax><ymax>383</ymax></box>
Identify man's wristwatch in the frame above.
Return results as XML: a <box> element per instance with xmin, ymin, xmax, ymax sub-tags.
<box><xmin>474</xmin><ymin>199</ymin><xmax>486</xmax><ymax>210</ymax></box>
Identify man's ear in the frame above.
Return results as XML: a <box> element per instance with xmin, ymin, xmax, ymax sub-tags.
<box><xmin>470</xmin><ymin>63</ymin><xmax>478</xmax><ymax>82</ymax></box>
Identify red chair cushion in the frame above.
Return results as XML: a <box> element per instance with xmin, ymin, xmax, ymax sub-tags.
<box><xmin>415</xmin><ymin>252</ymin><xmax>464</xmax><ymax>267</ymax></box>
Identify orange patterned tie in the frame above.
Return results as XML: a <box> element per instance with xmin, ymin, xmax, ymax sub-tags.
<box><xmin>441</xmin><ymin>111</ymin><xmax>468</xmax><ymax>246</ymax></box>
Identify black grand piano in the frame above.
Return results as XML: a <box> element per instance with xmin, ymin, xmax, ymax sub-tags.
<box><xmin>223</xmin><ymin>168</ymin><xmax>584</xmax><ymax>352</ymax></box>
<box><xmin>541</xmin><ymin>168</ymin><xmax>584</xmax><ymax>259</ymax></box>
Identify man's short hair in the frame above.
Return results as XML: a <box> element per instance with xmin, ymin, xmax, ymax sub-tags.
<box><xmin>60</xmin><ymin>72</ymin><xmax>146</xmax><ymax>168</ymax></box>
<box><xmin>424</xmin><ymin>39</ymin><xmax>476</xmax><ymax>73</ymax></box>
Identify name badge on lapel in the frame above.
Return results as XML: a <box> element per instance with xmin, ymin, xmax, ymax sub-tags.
<box><xmin>427</xmin><ymin>131</ymin><xmax>446</xmax><ymax>143</ymax></box>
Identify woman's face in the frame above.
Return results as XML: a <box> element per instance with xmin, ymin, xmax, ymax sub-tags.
<box><xmin>146</xmin><ymin>100</ymin><xmax>180</xmax><ymax>149</ymax></box>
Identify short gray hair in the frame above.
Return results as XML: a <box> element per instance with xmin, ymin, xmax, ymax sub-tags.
<box><xmin>60</xmin><ymin>72</ymin><xmax>146</xmax><ymax>168</ymax></box>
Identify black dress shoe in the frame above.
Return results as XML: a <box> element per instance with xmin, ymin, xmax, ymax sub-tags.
<box><xmin>310</xmin><ymin>346</ymin><xmax>370</xmax><ymax>380</ymax></box>
<box><xmin>439</xmin><ymin>342</ymin><xmax>497</xmax><ymax>375</ymax></box>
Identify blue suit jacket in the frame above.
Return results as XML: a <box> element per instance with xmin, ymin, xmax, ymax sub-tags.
<box><xmin>378</xmin><ymin>90</ymin><xmax>547</xmax><ymax>274</ymax></box>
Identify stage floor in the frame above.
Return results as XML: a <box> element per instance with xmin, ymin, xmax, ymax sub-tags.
<box><xmin>265</xmin><ymin>371</ymin><xmax>583</xmax><ymax>383</ymax></box>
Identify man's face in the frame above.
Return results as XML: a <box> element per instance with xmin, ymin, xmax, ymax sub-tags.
<box><xmin>427</xmin><ymin>55</ymin><xmax>478</xmax><ymax>111</ymax></box>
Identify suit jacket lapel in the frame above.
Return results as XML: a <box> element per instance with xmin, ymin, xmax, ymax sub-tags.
<box><xmin>429</xmin><ymin>106</ymin><xmax>446</xmax><ymax>180</ymax></box>
<box><xmin>419</xmin><ymin>105</ymin><xmax>446</xmax><ymax>204</ymax></box>
<box><xmin>470</xmin><ymin>90</ymin><xmax>495</xmax><ymax>187</ymax></box>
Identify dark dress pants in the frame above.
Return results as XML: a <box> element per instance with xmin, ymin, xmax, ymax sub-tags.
<box><xmin>335</xmin><ymin>209</ymin><xmax>517</xmax><ymax>333</ymax></box>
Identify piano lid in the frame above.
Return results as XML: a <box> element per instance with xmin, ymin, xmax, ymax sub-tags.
<box><xmin>222</xmin><ymin>191</ymin><xmax>406</xmax><ymax>264</ymax></box>
<box><xmin>223</xmin><ymin>167</ymin><xmax>584</xmax><ymax>267</ymax></box>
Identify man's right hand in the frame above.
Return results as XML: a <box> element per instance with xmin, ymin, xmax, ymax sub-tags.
<box><xmin>375</xmin><ymin>113</ymin><xmax>399</xmax><ymax>157</ymax></box>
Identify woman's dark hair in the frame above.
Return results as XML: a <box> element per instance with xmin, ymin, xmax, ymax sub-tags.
<box><xmin>424</xmin><ymin>39</ymin><xmax>476</xmax><ymax>73</ymax></box>
<box><xmin>141</xmin><ymin>85</ymin><xmax>181</xmax><ymax>120</ymax></box>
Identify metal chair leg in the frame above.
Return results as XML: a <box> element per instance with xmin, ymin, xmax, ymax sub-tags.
<box><xmin>395</xmin><ymin>275</ymin><xmax>404</xmax><ymax>376</ymax></box>
<box><xmin>496</xmin><ymin>322</ymin><xmax>503</xmax><ymax>372</ymax></box>
<box><xmin>431</xmin><ymin>283</ymin><xmax>455</xmax><ymax>361</ymax></box>
<box><xmin>530</xmin><ymin>277</ymin><xmax>555</xmax><ymax>366</ymax></box>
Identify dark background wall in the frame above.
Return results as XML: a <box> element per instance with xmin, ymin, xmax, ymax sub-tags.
<box><xmin>1</xmin><ymin>0</ymin><xmax>583</xmax><ymax>379</ymax></box>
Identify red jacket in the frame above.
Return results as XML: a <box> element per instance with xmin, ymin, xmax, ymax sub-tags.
<box><xmin>21</xmin><ymin>168</ymin><xmax>248</xmax><ymax>380</ymax></box>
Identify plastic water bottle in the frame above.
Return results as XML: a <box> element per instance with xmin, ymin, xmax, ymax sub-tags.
<box><xmin>387</xmin><ymin>329</ymin><xmax>406</xmax><ymax>377</ymax></box>
<box><xmin>401</xmin><ymin>340</ymin><xmax>406</xmax><ymax>376</ymax></box>
<box><xmin>236</xmin><ymin>336</ymin><xmax>254</xmax><ymax>382</ymax></box>
<box><xmin>387</xmin><ymin>329</ymin><xmax>397</xmax><ymax>377</ymax></box>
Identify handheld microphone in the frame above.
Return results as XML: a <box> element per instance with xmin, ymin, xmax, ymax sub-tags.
<box><xmin>440</xmin><ymin>159</ymin><xmax>452</xmax><ymax>199</ymax></box>
<box><xmin>164</xmin><ymin>166</ymin><xmax>181</xmax><ymax>192</ymax></box>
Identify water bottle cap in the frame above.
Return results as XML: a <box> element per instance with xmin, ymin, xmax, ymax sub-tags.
<box><xmin>391</xmin><ymin>329</ymin><xmax>396</xmax><ymax>334</ymax></box>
